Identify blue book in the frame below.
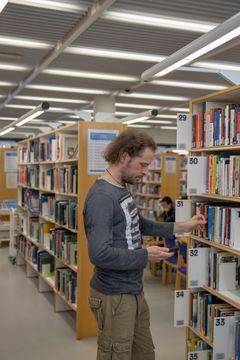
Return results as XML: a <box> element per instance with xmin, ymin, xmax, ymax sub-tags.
<box><xmin>214</xmin><ymin>110</ymin><xmax>219</xmax><ymax>146</ymax></box>
<box><xmin>208</xmin><ymin>206</ymin><xmax>215</xmax><ymax>241</ymax></box>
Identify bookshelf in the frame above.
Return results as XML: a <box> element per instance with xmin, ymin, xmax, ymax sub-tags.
<box><xmin>17</xmin><ymin>121</ymin><xmax>126</xmax><ymax>339</ymax></box>
<box><xmin>185</xmin><ymin>84</ymin><xmax>240</xmax><ymax>360</ymax></box>
<box><xmin>132</xmin><ymin>152</ymin><xmax>180</xmax><ymax>219</ymax></box>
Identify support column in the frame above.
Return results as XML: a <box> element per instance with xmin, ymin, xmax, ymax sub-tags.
<box><xmin>93</xmin><ymin>95</ymin><xmax>115</xmax><ymax>122</ymax></box>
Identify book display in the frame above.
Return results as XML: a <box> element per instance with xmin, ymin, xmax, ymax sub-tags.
<box><xmin>179</xmin><ymin>85</ymin><xmax>240</xmax><ymax>360</ymax></box>
<box><xmin>131</xmin><ymin>152</ymin><xmax>180</xmax><ymax>219</ymax></box>
<box><xmin>16</xmin><ymin>121</ymin><xmax>126</xmax><ymax>339</ymax></box>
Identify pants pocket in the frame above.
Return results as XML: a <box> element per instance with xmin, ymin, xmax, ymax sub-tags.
<box><xmin>88</xmin><ymin>296</ymin><xmax>104</xmax><ymax>330</ymax></box>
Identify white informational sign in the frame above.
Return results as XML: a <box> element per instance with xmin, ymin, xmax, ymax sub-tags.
<box><xmin>6</xmin><ymin>172</ymin><xmax>17</xmax><ymax>188</ymax></box>
<box><xmin>187</xmin><ymin>156</ymin><xmax>207</xmax><ymax>196</ymax></box>
<box><xmin>174</xmin><ymin>290</ymin><xmax>190</xmax><ymax>327</ymax></box>
<box><xmin>213</xmin><ymin>316</ymin><xmax>235</xmax><ymax>360</ymax></box>
<box><xmin>175</xmin><ymin>199</ymin><xmax>192</xmax><ymax>222</ymax></box>
<box><xmin>4</xmin><ymin>151</ymin><xmax>17</xmax><ymax>172</ymax></box>
<box><xmin>88</xmin><ymin>129</ymin><xmax>119</xmax><ymax>175</ymax></box>
<box><xmin>188</xmin><ymin>247</ymin><xmax>209</xmax><ymax>288</ymax></box>
<box><xmin>177</xmin><ymin>113</ymin><xmax>192</xmax><ymax>151</ymax></box>
<box><xmin>175</xmin><ymin>199</ymin><xmax>192</xmax><ymax>236</ymax></box>
<box><xmin>165</xmin><ymin>156</ymin><xmax>176</xmax><ymax>174</ymax></box>
<box><xmin>188</xmin><ymin>351</ymin><xmax>212</xmax><ymax>360</ymax></box>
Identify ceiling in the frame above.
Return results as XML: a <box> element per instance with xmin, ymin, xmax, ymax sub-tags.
<box><xmin>0</xmin><ymin>0</ymin><xmax>239</xmax><ymax>138</ymax></box>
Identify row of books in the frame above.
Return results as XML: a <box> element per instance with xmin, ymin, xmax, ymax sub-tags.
<box><xmin>208</xmin><ymin>249</ymin><xmax>239</xmax><ymax>292</ymax></box>
<box><xmin>40</xmin><ymin>224</ymin><xmax>77</xmax><ymax>266</ymax></box>
<box><xmin>18</xmin><ymin>188</ymin><xmax>40</xmax><ymax>212</ymax></box>
<box><xmin>206</xmin><ymin>154</ymin><xmax>240</xmax><ymax>196</ymax></box>
<box><xmin>187</xmin><ymin>336</ymin><xmax>211</xmax><ymax>352</ymax></box>
<box><xmin>41</xmin><ymin>194</ymin><xmax>77</xmax><ymax>230</ymax></box>
<box><xmin>193</xmin><ymin>202</ymin><xmax>240</xmax><ymax>248</ymax></box>
<box><xmin>29</xmin><ymin>216</ymin><xmax>39</xmax><ymax>241</ymax></box>
<box><xmin>149</xmin><ymin>156</ymin><xmax>161</xmax><ymax>169</ymax></box>
<box><xmin>18</xmin><ymin>134</ymin><xmax>78</xmax><ymax>163</ymax></box>
<box><xmin>134</xmin><ymin>196</ymin><xmax>160</xmax><ymax>212</ymax></box>
<box><xmin>56</xmin><ymin>268</ymin><xmax>77</xmax><ymax>304</ymax></box>
<box><xmin>19</xmin><ymin>166</ymin><xmax>39</xmax><ymax>188</ymax></box>
<box><xmin>143</xmin><ymin>172</ymin><xmax>161</xmax><ymax>182</ymax></box>
<box><xmin>133</xmin><ymin>183</ymin><xmax>160</xmax><ymax>196</ymax></box>
<box><xmin>190</xmin><ymin>291</ymin><xmax>240</xmax><ymax>359</ymax></box>
<box><xmin>26</xmin><ymin>242</ymin><xmax>77</xmax><ymax>304</ymax></box>
<box><xmin>39</xmin><ymin>165</ymin><xmax>78</xmax><ymax>194</ymax></box>
<box><xmin>192</xmin><ymin>103</ymin><xmax>240</xmax><ymax>148</ymax></box>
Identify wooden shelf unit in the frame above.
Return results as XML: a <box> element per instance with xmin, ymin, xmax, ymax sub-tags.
<box><xmin>132</xmin><ymin>152</ymin><xmax>180</xmax><ymax>219</ymax></box>
<box><xmin>185</xmin><ymin>84</ymin><xmax>240</xmax><ymax>359</ymax></box>
<box><xmin>17</xmin><ymin>121</ymin><xmax>126</xmax><ymax>339</ymax></box>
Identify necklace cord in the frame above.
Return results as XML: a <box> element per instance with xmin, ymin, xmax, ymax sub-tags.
<box><xmin>106</xmin><ymin>168</ymin><xmax>124</xmax><ymax>187</ymax></box>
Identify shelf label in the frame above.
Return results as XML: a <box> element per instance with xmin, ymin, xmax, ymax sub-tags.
<box><xmin>175</xmin><ymin>199</ymin><xmax>192</xmax><ymax>222</ymax></box>
<box><xmin>188</xmin><ymin>351</ymin><xmax>212</xmax><ymax>360</ymax></box>
<box><xmin>177</xmin><ymin>113</ymin><xmax>192</xmax><ymax>151</ymax></box>
<box><xmin>174</xmin><ymin>289</ymin><xmax>190</xmax><ymax>327</ymax></box>
<box><xmin>188</xmin><ymin>247</ymin><xmax>209</xmax><ymax>288</ymax></box>
<box><xmin>187</xmin><ymin>156</ymin><xmax>207</xmax><ymax>195</ymax></box>
<box><xmin>213</xmin><ymin>316</ymin><xmax>235</xmax><ymax>360</ymax></box>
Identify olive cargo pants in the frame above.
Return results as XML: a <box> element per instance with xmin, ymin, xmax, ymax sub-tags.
<box><xmin>89</xmin><ymin>288</ymin><xmax>155</xmax><ymax>360</ymax></box>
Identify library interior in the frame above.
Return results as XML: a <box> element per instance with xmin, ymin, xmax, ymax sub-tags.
<box><xmin>0</xmin><ymin>1</ymin><xmax>240</xmax><ymax>359</ymax></box>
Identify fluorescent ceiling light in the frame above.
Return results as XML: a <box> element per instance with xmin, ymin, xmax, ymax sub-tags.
<box><xmin>157</xmin><ymin>114</ymin><xmax>177</xmax><ymax>119</ymax></box>
<box><xmin>121</xmin><ymin>93</ymin><xmax>188</xmax><ymax>101</ymax></box>
<box><xmin>0</xmin><ymin>127</ymin><xmax>15</xmax><ymax>136</ymax></box>
<box><xmin>15</xmin><ymin>95</ymin><xmax>86</xmax><ymax>104</ymax></box>
<box><xmin>0</xmin><ymin>80</ymin><xmax>16</xmax><ymax>86</ymax></box>
<box><xmin>193</xmin><ymin>60</ymin><xmax>240</xmax><ymax>71</ymax></box>
<box><xmin>116</xmin><ymin>111</ymin><xmax>135</xmax><ymax>116</ymax></box>
<box><xmin>160</xmin><ymin>126</ymin><xmax>177</xmax><ymax>130</ymax></box>
<box><xmin>66</xmin><ymin>46</ymin><xmax>164</xmax><ymax>62</ymax></box>
<box><xmin>44</xmin><ymin>68</ymin><xmax>137</xmax><ymax>82</ymax></box>
<box><xmin>60</xmin><ymin>121</ymin><xmax>76</xmax><ymax>124</ymax></box>
<box><xmin>169</xmin><ymin>107</ymin><xmax>189</xmax><ymax>112</ymax></box>
<box><xmin>116</xmin><ymin>103</ymin><xmax>155</xmax><ymax>109</ymax></box>
<box><xmin>152</xmin><ymin>79</ymin><xmax>226</xmax><ymax>90</ymax></box>
<box><xmin>16</xmin><ymin>110</ymin><xmax>44</xmax><ymax>126</ymax></box>
<box><xmin>142</xmin><ymin>13</ymin><xmax>240</xmax><ymax>80</ymax></box>
<box><xmin>9</xmin><ymin>0</ymin><xmax>83</xmax><ymax>12</ymax></box>
<box><xmin>0</xmin><ymin>62</ymin><xmax>29</xmax><ymax>71</ymax></box>
<box><xmin>26</xmin><ymin>84</ymin><xmax>109</xmax><ymax>95</ymax></box>
<box><xmin>123</xmin><ymin>116</ymin><xmax>149</xmax><ymax>125</ymax></box>
<box><xmin>104</xmin><ymin>11</ymin><xmax>216</xmax><ymax>33</ymax></box>
<box><xmin>0</xmin><ymin>0</ymin><xmax>8</xmax><ymax>13</ymax></box>
<box><xmin>147</xmin><ymin>120</ymin><xmax>172</xmax><ymax>124</ymax></box>
<box><xmin>128</xmin><ymin>124</ymin><xmax>151</xmax><ymax>128</ymax></box>
<box><xmin>0</xmin><ymin>117</ymin><xmax>17</xmax><ymax>121</ymax></box>
<box><xmin>6</xmin><ymin>104</ymin><xmax>35</xmax><ymax>109</ymax></box>
<box><xmin>0</xmin><ymin>35</ymin><xmax>50</xmax><ymax>49</ymax></box>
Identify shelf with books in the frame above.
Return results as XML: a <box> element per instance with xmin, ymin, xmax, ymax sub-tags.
<box><xmin>39</xmin><ymin>215</ymin><xmax>78</xmax><ymax>234</ymax></box>
<box><xmin>202</xmin><ymin>285</ymin><xmax>240</xmax><ymax>311</ymax></box>
<box><xmin>188</xmin><ymin>326</ymin><xmax>213</xmax><ymax>348</ymax></box>
<box><xmin>130</xmin><ymin>152</ymin><xmax>180</xmax><ymax>219</ymax></box>
<box><xmin>17</xmin><ymin>120</ymin><xmax>126</xmax><ymax>339</ymax></box>
<box><xmin>183</xmin><ymin>85</ymin><xmax>240</xmax><ymax>359</ymax></box>
<box><xmin>190</xmin><ymin>235</ymin><xmax>240</xmax><ymax>256</ymax></box>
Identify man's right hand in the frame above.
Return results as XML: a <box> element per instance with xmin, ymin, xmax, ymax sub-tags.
<box><xmin>146</xmin><ymin>246</ymin><xmax>174</xmax><ymax>263</ymax></box>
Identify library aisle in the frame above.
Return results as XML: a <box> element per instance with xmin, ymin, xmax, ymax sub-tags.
<box><xmin>0</xmin><ymin>246</ymin><xmax>184</xmax><ymax>360</ymax></box>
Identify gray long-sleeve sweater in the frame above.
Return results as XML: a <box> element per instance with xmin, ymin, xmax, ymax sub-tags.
<box><xmin>83</xmin><ymin>179</ymin><xmax>174</xmax><ymax>295</ymax></box>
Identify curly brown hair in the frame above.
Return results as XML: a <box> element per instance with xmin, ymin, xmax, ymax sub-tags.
<box><xmin>104</xmin><ymin>128</ymin><xmax>156</xmax><ymax>164</ymax></box>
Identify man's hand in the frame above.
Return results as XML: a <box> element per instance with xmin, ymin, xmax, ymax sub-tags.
<box><xmin>174</xmin><ymin>214</ymin><xmax>206</xmax><ymax>234</ymax></box>
<box><xmin>146</xmin><ymin>246</ymin><xmax>174</xmax><ymax>263</ymax></box>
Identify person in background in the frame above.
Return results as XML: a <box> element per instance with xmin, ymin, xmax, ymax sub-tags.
<box><xmin>160</xmin><ymin>196</ymin><xmax>175</xmax><ymax>222</ymax></box>
<box><xmin>83</xmin><ymin>129</ymin><xmax>206</xmax><ymax>360</ymax></box>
